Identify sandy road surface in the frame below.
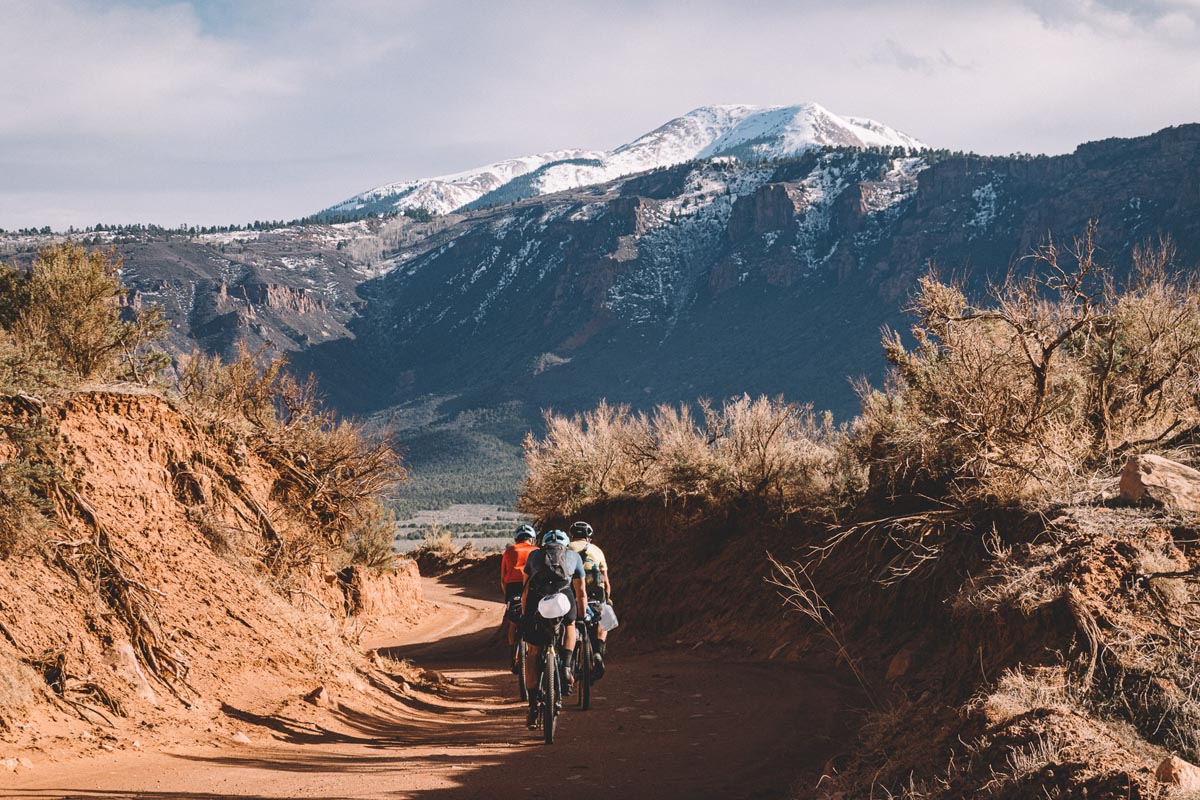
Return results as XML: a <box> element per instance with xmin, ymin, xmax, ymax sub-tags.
<box><xmin>1</xmin><ymin>578</ymin><xmax>851</xmax><ymax>800</ymax></box>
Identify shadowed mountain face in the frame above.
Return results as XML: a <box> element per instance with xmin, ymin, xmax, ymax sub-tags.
<box><xmin>296</xmin><ymin>124</ymin><xmax>1200</xmax><ymax>422</ymax></box>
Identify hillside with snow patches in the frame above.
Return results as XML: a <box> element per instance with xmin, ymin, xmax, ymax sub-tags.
<box><xmin>320</xmin><ymin>103</ymin><xmax>925</xmax><ymax>218</ymax></box>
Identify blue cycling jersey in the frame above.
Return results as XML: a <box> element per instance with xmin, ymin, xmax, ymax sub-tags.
<box><xmin>523</xmin><ymin>548</ymin><xmax>585</xmax><ymax>584</ymax></box>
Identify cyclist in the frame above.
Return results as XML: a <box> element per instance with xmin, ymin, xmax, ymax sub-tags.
<box><xmin>568</xmin><ymin>521</ymin><xmax>612</xmax><ymax>674</ymax></box>
<box><xmin>500</xmin><ymin>524</ymin><xmax>538</xmax><ymax>671</ymax></box>
<box><xmin>521</xmin><ymin>528</ymin><xmax>587</xmax><ymax>727</ymax></box>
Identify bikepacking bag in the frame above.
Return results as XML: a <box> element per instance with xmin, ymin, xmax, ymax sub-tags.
<box><xmin>598</xmin><ymin>602</ymin><xmax>619</xmax><ymax>632</ymax></box>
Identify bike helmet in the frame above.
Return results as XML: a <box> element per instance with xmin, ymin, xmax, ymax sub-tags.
<box><xmin>541</xmin><ymin>529</ymin><xmax>569</xmax><ymax>547</ymax></box>
<box><xmin>514</xmin><ymin>524</ymin><xmax>536</xmax><ymax>543</ymax></box>
<box><xmin>569</xmin><ymin>521</ymin><xmax>594</xmax><ymax>540</ymax></box>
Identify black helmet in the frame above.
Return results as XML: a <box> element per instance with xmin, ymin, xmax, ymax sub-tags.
<box><xmin>569</xmin><ymin>521</ymin><xmax>593</xmax><ymax>540</ymax></box>
<box><xmin>514</xmin><ymin>524</ymin><xmax>536</xmax><ymax>543</ymax></box>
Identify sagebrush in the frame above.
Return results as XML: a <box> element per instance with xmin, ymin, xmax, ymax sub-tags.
<box><xmin>861</xmin><ymin>229</ymin><xmax>1200</xmax><ymax>508</ymax></box>
<box><xmin>520</xmin><ymin>396</ymin><xmax>859</xmax><ymax>518</ymax></box>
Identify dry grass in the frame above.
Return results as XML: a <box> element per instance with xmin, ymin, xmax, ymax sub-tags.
<box><xmin>520</xmin><ymin>395</ymin><xmax>860</xmax><ymax>518</ymax></box>
<box><xmin>984</xmin><ymin>731</ymin><xmax>1066</xmax><ymax>792</ymax></box>
<box><xmin>976</xmin><ymin>666</ymin><xmax>1078</xmax><ymax>726</ymax></box>
<box><xmin>343</xmin><ymin>501</ymin><xmax>399</xmax><ymax>571</ymax></box>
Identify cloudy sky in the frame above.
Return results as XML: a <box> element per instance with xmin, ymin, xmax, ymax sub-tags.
<box><xmin>3</xmin><ymin>0</ymin><xmax>1199</xmax><ymax>230</ymax></box>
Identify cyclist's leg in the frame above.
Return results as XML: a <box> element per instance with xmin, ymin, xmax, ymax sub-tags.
<box><xmin>525</xmin><ymin>642</ymin><xmax>542</xmax><ymax>725</ymax></box>
<box><xmin>503</xmin><ymin>582</ymin><xmax>523</xmax><ymax>646</ymax></box>
<box><xmin>563</xmin><ymin>619</ymin><xmax>578</xmax><ymax>651</ymax></box>
<box><xmin>559</xmin><ymin>600</ymin><xmax>579</xmax><ymax>692</ymax></box>
<box><xmin>524</xmin><ymin>643</ymin><xmax>542</xmax><ymax>694</ymax></box>
<box><xmin>588</xmin><ymin>594</ymin><xmax>608</xmax><ymax>653</ymax></box>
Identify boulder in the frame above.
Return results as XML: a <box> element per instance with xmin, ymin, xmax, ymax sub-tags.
<box><xmin>1156</xmin><ymin>755</ymin><xmax>1200</xmax><ymax>791</ymax></box>
<box><xmin>1119</xmin><ymin>455</ymin><xmax>1200</xmax><ymax>513</ymax></box>
<box><xmin>885</xmin><ymin>649</ymin><xmax>913</xmax><ymax>682</ymax></box>
<box><xmin>102</xmin><ymin>641</ymin><xmax>158</xmax><ymax>706</ymax></box>
<box><xmin>303</xmin><ymin>686</ymin><xmax>333</xmax><ymax>708</ymax></box>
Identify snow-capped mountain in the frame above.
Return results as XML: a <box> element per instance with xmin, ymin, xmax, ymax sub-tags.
<box><xmin>320</xmin><ymin>103</ymin><xmax>924</xmax><ymax>218</ymax></box>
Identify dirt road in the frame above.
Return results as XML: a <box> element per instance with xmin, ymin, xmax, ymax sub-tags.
<box><xmin>2</xmin><ymin>578</ymin><xmax>851</xmax><ymax>800</ymax></box>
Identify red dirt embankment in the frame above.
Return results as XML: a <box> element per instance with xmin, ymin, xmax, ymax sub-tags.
<box><xmin>0</xmin><ymin>390</ymin><xmax>425</xmax><ymax>768</ymax></box>
<box><xmin>543</xmin><ymin>500</ymin><xmax>826</xmax><ymax>660</ymax></box>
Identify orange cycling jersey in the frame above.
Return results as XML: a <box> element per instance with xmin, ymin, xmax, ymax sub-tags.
<box><xmin>500</xmin><ymin>541</ymin><xmax>537</xmax><ymax>585</ymax></box>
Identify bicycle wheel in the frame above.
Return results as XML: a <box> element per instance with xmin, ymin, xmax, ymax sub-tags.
<box><xmin>517</xmin><ymin>639</ymin><xmax>528</xmax><ymax>701</ymax></box>
<box><xmin>543</xmin><ymin>648</ymin><xmax>558</xmax><ymax>745</ymax></box>
<box><xmin>578</xmin><ymin>629</ymin><xmax>592</xmax><ymax>710</ymax></box>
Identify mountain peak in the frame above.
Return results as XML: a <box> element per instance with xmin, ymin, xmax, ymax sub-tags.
<box><xmin>320</xmin><ymin>102</ymin><xmax>924</xmax><ymax>219</ymax></box>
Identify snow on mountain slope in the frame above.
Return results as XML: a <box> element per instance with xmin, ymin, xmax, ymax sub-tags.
<box><xmin>321</xmin><ymin>103</ymin><xmax>924</xmax><ymax>218</ymax></box>
<box><xmin>323</xmin><ymin>149</ymin><xmax>598</xmax><ymax>217</ymax></box>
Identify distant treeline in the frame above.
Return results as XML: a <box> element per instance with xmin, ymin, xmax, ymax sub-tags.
<box><xmin>0</xmin><ymin>206</ymin><xmax>435</xmax><ymax>238</ymax></box>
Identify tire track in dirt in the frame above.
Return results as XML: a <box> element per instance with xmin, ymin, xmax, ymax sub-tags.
<box><xmin>1</xmin><ymin>577</ymin><xmax>854</xmax><ymax>800</ymax></box>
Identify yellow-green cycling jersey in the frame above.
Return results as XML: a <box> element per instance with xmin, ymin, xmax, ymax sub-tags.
<box><xmin>568</xmin><ymin>540</ymin><xmax>607</xmax><ymax>596</ymax></box>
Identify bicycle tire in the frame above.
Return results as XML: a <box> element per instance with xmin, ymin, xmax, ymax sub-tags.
<box><xmin>517</xmin><ymin>639</ymin><xmax>528</xmax><ymax>702</ymax></box>
<box><xmin>543</xmin><ymin>648</ymin><xmax>558</xmax><ymax>745</ymax></box>
<box><xmin>573</xmin><ymin>625</ymin><xmax>588</xmax><ymax>709</ymax></box>
<box><xmin>579</xmin><ymin>628</ymin><xmax>592</xmax><ymax>710</ymax></box>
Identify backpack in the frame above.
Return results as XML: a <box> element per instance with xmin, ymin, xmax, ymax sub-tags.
<box><xmin>528</xmin><ymin>542</ymin><xmax>572</xmax><ymax>597</ymax></box>
<box><xmin>579</xmin><ymin>544</ymin><xmax>603</xmax><ymax>592</ymax></box>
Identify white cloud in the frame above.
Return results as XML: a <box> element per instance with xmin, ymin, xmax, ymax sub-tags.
<box><xmin>0</xmin><ymin>1</ymin><xmax>299</xmax><ymax>141</ymax></box>
<box><xmin>1</xmin><ymin>0</ymin><xmax>1198</xmax><ymax>230</ymax></box>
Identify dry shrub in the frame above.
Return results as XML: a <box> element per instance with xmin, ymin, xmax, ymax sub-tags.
<box><xmin>177</xmin><ymin>343</ymin><xmax>291</xmax><ymax>430</ymax></box>
<box><xmin>343</xmin><ymin>501</ymin><xmax>399</xmax><ymax>570</ymax></box>
<box><xmin>417</xmin><ymin>525</ymin><xmax>454</xmax><ymax>554</ymax></box>
<box><xmin>0</xmin><ymin>243</ymin><xmax>167</xmax><ymax>384</ymax></box>
<box><xmin>519</xmin><ymin>395</ymin><xmax>859</xmax><ymax>518</ymax></box>
<box><xmin>0</xmin><ymin>334</ymin><xmax>72</xmax><ymax>395</ymax></box>
<box><xmin>520</xmin><ymin>400</ymin><xmax>649</xmax><ymax>517</ymax></box>
<box><xmin>860</xmin><ymin>228</ymin><xmax>1200</xmax><ymax>509</ymax></box>
<box><xmin>177</xmin><ymin>344</ymin><xmax>405</xmax><ymax>576</ymax></box>
<box><xmin>408</xmin><ymin>525</ymin><xmax>482</xmax><ymax>574</ymax></box>
<box><xmin>707</xmin><ymin>395</ymin><xmax>856</xmax><ymax>506</ymax></box>
<box><xmin>0</xmin><ymin>398</ymin><xmax>74</xmax><ymax>558</ymax></box>
<box><xmin>0</xmin><ymin>460</ymin><xmax>53</xmax><ymax>558</ymax></box>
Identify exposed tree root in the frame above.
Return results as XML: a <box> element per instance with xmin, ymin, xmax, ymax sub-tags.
<box><xmin>51</xmin><ymin>486</ymin><xmax>196</xmax><ymax>704</ymax></box>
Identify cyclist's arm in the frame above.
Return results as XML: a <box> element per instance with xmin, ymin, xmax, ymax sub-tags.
<box><xmin>521</xmin><ymin>581</ymin><xmax>530</xmax><ymax>617</ymax></box>
<box><xmin>572</xmin><ymin>577</ymin><xmax>587</xmax><ymax>617</ymax></box>
<box><xmin>500</xmin><ymin>548</ymin><xmax>512</xmax><ymax>594</ymax></box>
<box><xmin>604</xmin><ymin>570</ymin><xmax>613</xmax><ymax>604</ymax></box>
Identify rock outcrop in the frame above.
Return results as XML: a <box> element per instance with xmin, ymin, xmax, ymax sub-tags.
<box><xmin>1157</xmin><ymin>755</ymin><xmax>1200</xmax><ymax>791</ymax></box>
<box><xmin>1119</xmin><ymin>454</ymin><xmax>1200</xmax><ymax>513</ymax></box>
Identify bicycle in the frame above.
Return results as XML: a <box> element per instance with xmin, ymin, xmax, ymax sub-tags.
<box><xmin>505</xmin><ymin>595</ymin><xmax>528</xmax><ymax>701</ymax></box>
<box><xmin>572</xmin><ymin>603</ymin><xmax>601</xmax><ymax>710</ymax></box>
<box><xmin>531</xmin><ymin>615</ymin><xmax>566</xmax><ymax>744</ymax></box>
